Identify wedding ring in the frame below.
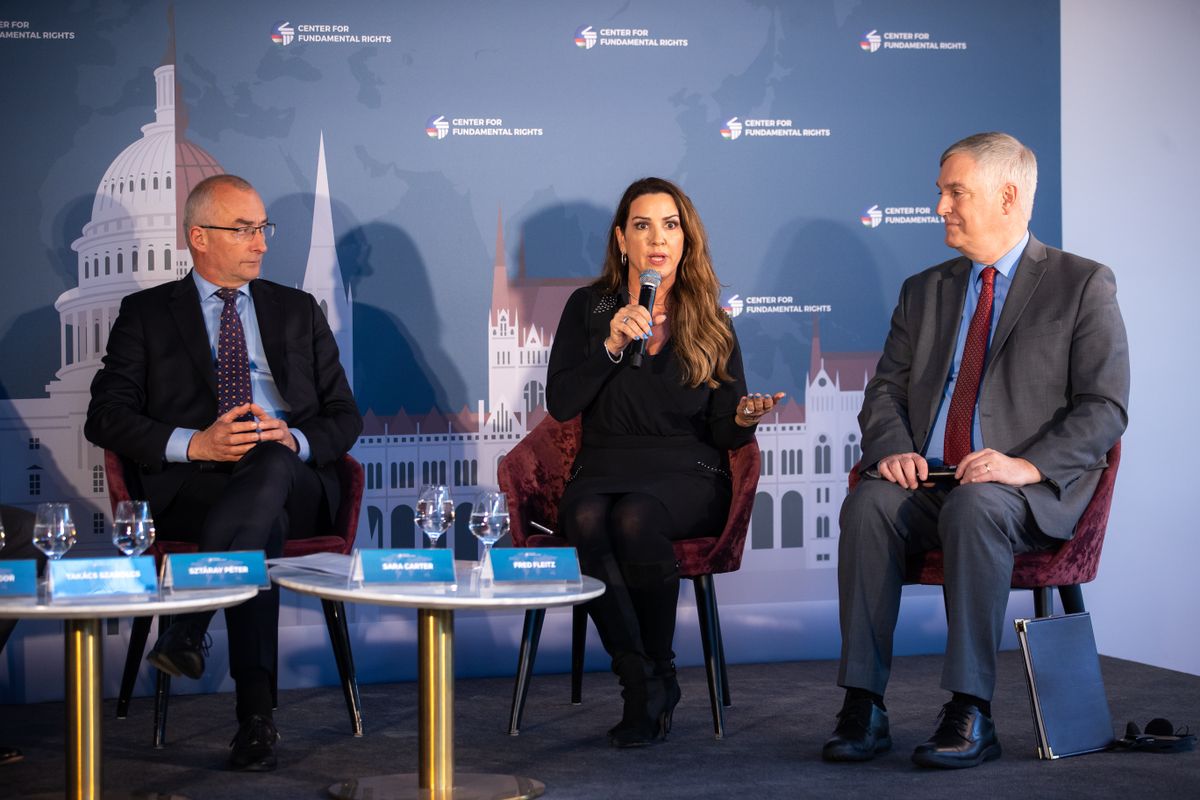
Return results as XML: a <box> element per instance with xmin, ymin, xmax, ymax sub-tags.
<box><xmin>622</xmin><ymin>316</ymin><xmax>630</xmax><ymax>324</ymax></box>
<box><xmin>743</xmin><ymin>406</ymin><xmax>753</xmax><ymax>416</ymax></box>
<box><xmin>984</xmin><ymin>463</ymin><xmax>991</xmax><ymax>472</ymax></box>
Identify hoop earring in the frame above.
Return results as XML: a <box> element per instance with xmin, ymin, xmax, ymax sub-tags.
<box><xmin>620</xmin><ymin>252</ymin><xmax>627</xmax><ymax>266</ymax></box>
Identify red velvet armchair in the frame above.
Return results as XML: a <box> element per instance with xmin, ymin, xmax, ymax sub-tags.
<box><xmin>104</xmin><ymin>449</ymin><xmax>365</xmax><ymax>746</ymax></box>
<box><xmin>499</xmin><ymin>415</ymin><xmax>762</xmax><ymax>739</ymax></box>
<box><xmin>848</xmin><ymin>441</ymin><xmax>1121</xmax><ymax>617</ymax></box>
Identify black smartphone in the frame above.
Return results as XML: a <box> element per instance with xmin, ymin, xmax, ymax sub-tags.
<box><xmin>863</xmin><ymin>465</ymin><xmax>958</xmax><ymax>482</ymax></box>
<box><xmin>925</xmin><ymin>466</ymin><xmax>958</xmax><ymax>480</ymax></box>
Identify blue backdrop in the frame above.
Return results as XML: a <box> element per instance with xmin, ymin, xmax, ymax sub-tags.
<box><xmin>0</xmin><ymin>0</ymin><xmax>1060</xmax><ymax>702</ymax></box>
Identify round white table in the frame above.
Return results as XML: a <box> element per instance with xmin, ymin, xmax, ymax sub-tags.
<box><xmin>271</xmin><ymin>562</ymin><xmax>604</xmax><ymax>800</ymax></box>
<box><xmin>0</xmin><ymin>586</ymin><xmax>260</xmax><ymax>800</ymax></box>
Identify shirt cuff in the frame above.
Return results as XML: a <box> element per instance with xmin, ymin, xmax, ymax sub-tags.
<box><xmin>292</xmin><ymin>429</ymin><xmax>312</xmax><ymax>462</ymax></box>
<box><xmin>166</xmin><ymin>427</ymin><xmax>199</xmax><ymax>462</ymax></box>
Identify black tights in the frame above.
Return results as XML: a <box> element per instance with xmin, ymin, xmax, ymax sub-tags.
<box><xmin>560</xmin><ymin>493</ymin><xmax>681</xmax><ymax>665</ymax></box>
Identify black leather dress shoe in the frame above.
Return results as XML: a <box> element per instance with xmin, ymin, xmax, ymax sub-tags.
<box><xmin>146</xmin><ymin>621</ymin><xmax>210</xmax><ymax>680</ymax></box>
<box><xmin>911</xmin><ymin>700</ymin><xmax>1002</xmax><ymax>769</ymax></box>
<box><xmin>0</xmin><ymin>745</ymin><xmax>23</xmax><ymax>765</ymax></box>
<box><xmin>229</xmin><ymin>714</ymin><xmax>279</xmax><ymax>772</ymax></box>
<box><xmin>822</xmin><ymin>698</ymin><xmax>892</xmax><ymax>762</ymax></box>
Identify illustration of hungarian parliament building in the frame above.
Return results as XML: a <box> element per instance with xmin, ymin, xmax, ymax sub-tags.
<box><xmin>0</xmin><ymin>25</ymin><xmax>878</xmax><ymax>582</ymax></box>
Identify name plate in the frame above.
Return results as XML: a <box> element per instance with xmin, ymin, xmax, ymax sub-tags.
<box><xmin>0</xmin><ymin>560</ymin><xmax>38</xmax><ymax>597</ymax></box>
<box><xmin>164</xmin><ymin>551</ymin><xmax>269</xmax><ymax>591</ymax></box>
<box><xmin>47</xmin><ymin>556</ymin><xmax>156</xmax><ymax>601</ymax></box>
<box><xmin>489</xmin><ymin>548</ymin><xmax>582</xmax><ymax>583</ymax></box>
<box><xmin>350</xmin><ymin>549</ymin><xmax>456</xmax><ymax>586</ymax></box>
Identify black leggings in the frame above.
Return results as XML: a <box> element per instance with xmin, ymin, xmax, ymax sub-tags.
<box><xmin>559</xmin><ymin>492</ymin><xmax>685</xmax><ymax>664</ymax></box>
<box><xmin>560</xmin><ymin>492</ymin><xmax>677</xmax><ymax>563</ymax></box>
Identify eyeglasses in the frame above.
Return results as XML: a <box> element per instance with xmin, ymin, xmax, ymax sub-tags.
<box><xmin>198</xmin><ymin>222</ymin><xmax>276</xmax><ymax>241</ymax></box>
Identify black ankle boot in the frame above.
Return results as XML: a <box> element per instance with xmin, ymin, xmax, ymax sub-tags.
<box><xmin>609</xmin><ymin>653</ymin><xmax>668</xmax><ymax>748</ymax></box>
<box><xmin>655</xmin><ymin>660</ymin><xmax>682</xmax><ymax>736</ymax></box>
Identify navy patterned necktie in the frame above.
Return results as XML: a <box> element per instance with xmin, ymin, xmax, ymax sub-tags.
<box><xmin>215</xmin><ymin>287</ymin><xmax>253</xmax><ymax>418</ymax></box>
<box><xmin>943</xmin><ymin>266</ymin><xmax>997</xmax><ymax>465</ymax></box>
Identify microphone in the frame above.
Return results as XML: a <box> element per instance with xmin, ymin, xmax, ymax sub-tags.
<box><xmin>629</xmin><ymin>269</ymin><xmax>661</xmax><ymax>369</ymax></box>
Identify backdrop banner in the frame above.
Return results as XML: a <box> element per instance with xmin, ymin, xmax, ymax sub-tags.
<box><xmin>0</xmin><ymin>0</ymin><xmax>1060</xmax><ymax>701</ymax></box>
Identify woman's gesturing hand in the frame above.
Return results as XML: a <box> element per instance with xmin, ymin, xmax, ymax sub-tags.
<box><xmin>734</xmin><ymin>392</ymin><xmax>787</xmax><ymax>427</ymax></box>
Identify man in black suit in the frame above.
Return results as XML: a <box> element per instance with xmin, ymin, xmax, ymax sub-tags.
<box><xmin>85</xmin><ymin>174</ymin><xmax>361</xmax><ymax>770</ymax></box>
<box><xmin>823</xmin><ymin>133</ymin><xmax>1128</xmax><ymax>769</ymax></box>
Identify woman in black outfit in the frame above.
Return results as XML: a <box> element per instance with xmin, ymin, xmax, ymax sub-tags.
<box><xmin>546</xmin><ymin>177</ymin><xmax>783</xmax><ymax>747</ymax></box>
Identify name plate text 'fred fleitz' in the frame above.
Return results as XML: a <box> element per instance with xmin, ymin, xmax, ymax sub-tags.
<box><xmin>489</xmin><ymin>548</ymin><xmax>582</xmax><ymax>583</ymax></box>
<box><xmin>351</xmin><ymin>549</ymin><xmax>457</xmax><ymax>586</ymax></box>
<box><xmin>164</xmin><ymin>551</ymin><xmax>270</xmax><ymax>591</ymax></box>
<box><xmin>0</xmin><ymin>560</ymin><xmax>38</xmax><ymax>597</ymax></box>
<box><xmin>47</xmin><ymin>556</ymin><xmax>157</xmax><ymax>601</ymax></box>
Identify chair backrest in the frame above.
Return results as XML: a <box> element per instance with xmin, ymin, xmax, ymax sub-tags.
<box><xmin>332</xmin><ymin>454</ymin><xmax>365</xmax><ymax>553</ymax></box>
<box><xmin>498</xmin><ymin>415</ymin><xmax>763</xmax><ymax>577</ymax></box>
<box><xmin>1011</xmin><ymin>440</ymin><xmax>1121</xmax><ymax>588</ymax></box>
<box><xmin>103</xmin><ymin>448</ymin><xmax>135</xmax><ymax>516</ymax></box>
<box><xmin>676</xmin><ymin>437</ymin><xmax>761</xmax><ymax>577</ymax></box>
<box><xmin>498</xmin><ymin>415</ymin><xmax>582</xmax><ymax>546</ymax></box>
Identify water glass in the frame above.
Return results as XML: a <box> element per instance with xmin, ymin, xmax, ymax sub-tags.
<box><xmin>0</xmin><ymin>516</ymin><xmax>6</xmax><ymax>553</ymax></box>
<box><xmin>468</xmin><ymin>490</ymin><xmax>509</xmax><ymax>565</ymax></box>
<box><xmin>416</xmin><ymin>485</ymin><xmax>454</xmax><ymax>547</ymax></box>
<box><xmin>113</xmin><ymin>500</ymin><xmax>156</xmax><ymax>556</ymax></box>
<box><xmin>32</xmin><ymin>502</ymin><xmax>77</xmax><ymax>560</ymax></box>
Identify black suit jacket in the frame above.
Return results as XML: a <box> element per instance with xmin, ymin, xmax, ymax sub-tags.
<box><xmin>84</xmin><ymin>273</ymin><xmax>362</xmax><ymax>521</ymax></box>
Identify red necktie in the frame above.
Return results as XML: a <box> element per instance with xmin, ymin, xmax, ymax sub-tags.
<box><xmin>943</xmin><ymin>266</ymin><xmax>996</xmax><ymax>465</ymax></box>
<box><xmin>215</xmin><ymin>287</ymin><xmax>253</xmax><ymax>418</ymax></box>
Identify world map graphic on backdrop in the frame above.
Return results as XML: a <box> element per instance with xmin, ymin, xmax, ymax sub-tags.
<box><xmin>0</xmin><ymin>0</ymin><xmax>1060</xmax><ymax>696</ymax></box>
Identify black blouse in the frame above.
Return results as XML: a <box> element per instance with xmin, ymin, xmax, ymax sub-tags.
<box><xmin>546</xmin><ymin>286</ymin><xmax>756</xmax><ymax>454</ymax></box>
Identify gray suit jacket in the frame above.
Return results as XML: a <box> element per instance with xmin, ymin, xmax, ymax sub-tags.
<box><xmin>858</xmin><ymin>234</ymin><xmax>1129</xmax><ymax>538</ymax></box>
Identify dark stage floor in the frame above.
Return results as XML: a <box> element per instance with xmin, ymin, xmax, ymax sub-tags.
<box><xmin>2</xmin><ymin>651</ymin><xmax>1197</xmax><ymax>799</ymax></box>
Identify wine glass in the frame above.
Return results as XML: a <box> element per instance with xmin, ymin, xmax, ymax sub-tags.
<box><xmin>0</xmin><ymin>515</ymin><xmax>6</xmax><ymax>554</ymax></box>
<box><xmin>32</xmin><ymin>502</ymin><xmax>77</xmax><ymax>560</ymax></box>
<box><xmin>468</xmin><ymin>490</ymin><xmax>508</xmax><ymax>567</ymax></box>
<box><xmin>113</xmin><ymin>500</ymin><xmax>156</xmax><ymax>556</ymax></box>
<box><xmin>415</xmin><ymin>485</ymin><xmax>454</xmax><ymax>547</ymax></box>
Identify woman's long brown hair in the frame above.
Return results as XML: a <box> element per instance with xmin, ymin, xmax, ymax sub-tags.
<box><xmin>594</xmin><ymin>177</ymin><xmax>734</xmax><ymax>388</ymax></box>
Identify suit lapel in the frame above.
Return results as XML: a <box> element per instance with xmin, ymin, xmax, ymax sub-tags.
<box><xmin>986</xmin><ymin>234</ymin><xmax>1047</xmax><ymax>371</ymax></box>
<box><xmin>251</xmin><ymin>280</ymin><xmax>289</xmax><ymax>396</ymax></box>
<box><xmin>170</xmin><ymin>274</ymin><xmax>218</xmax><ymax>396</ymax></box>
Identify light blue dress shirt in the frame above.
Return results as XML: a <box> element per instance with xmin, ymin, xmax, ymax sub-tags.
<box><xmin>923</xmin><ymin>231</ymin><xmax>1029</xmax><ymax>465</ymax></box>
<box><xmin>165</xmin><ymin>272</ymin><xmax>311</xmax><ymax>462</ymax></box>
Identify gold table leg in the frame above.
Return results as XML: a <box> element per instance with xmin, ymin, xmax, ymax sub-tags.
<box><xmin>328</xmin><ymin>607</ymin><xmax>544</xmax><ymax>800</ymax></box>
<box><xmin>419</xmin><ymin>608</ymin><xmax>454</xmax><ymax>793</ymax></box>
<box><xmin>65</xmin><ymin>618</ymin><xmax>102</xmax><ymax>800</ymax></box>
<box><xmin>17</xmin><ymin>620</ymin><xmax>192</xmax><ymax>800</ymax></box>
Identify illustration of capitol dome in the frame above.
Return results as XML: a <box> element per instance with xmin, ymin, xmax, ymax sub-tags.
<box><xmin>54</xmin><ymin>13</ymin><xmax>223</xmax><ymax>392</ymax></box>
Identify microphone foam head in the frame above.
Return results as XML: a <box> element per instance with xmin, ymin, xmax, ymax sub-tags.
<box><xmin>638</xmin><ymin>269</ymin><xmax>663</xmax><ymax>288</ymax></box>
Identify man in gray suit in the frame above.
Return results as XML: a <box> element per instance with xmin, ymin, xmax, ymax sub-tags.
<box><xmin>822</xmin><ymin>132</ymin><xmax>1129</xmax><ymax>769</ymax></box>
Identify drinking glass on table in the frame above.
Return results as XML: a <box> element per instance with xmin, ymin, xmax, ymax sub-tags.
<box><xmin>468</xmin><ymin>490</ymin><xmax>508</xmax><ymax>567</ymax></box>
<box><xmin>0</xmin><ymin>515</ymin><xmax>6</xmax><ymax>554</ymax></box>
<box><xmin>32</xmin><ymin>502</ymin><xmax>76</xmax><ymax>560</ymax></box>
<box><xmin>416</xmin><ymin>485</ymin><xmax>454</xmax><ymax>547</ymax></box>
<box><xmin>113</xmin><ymin>500</ymin><xmax>155</xmax><ymax>557</ymax></box>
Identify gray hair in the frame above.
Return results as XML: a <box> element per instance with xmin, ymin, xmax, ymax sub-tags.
<box><xmin>941</xmin><ymin>132</ymin><xmax>1038</xmax><ymax>221</ymax></box>
<box><xmin>182</xmin><ymin>174</ymin><xmax>256</xmax><ymax>232</ymax></box>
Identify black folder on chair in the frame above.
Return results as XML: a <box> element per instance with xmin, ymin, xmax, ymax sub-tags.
<box><xmin>1014</xmin><ymin>612</ymin><xmax>1115</xmax><ymax>759</ymax></box>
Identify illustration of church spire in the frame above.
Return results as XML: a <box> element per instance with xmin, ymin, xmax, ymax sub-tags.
<box><xmin>491</xmin><ymin>208</ymin><xmax>511</xmax><ymax>322</ymax></box>
<box><xmin>162</xmin><ymin>4</ymin><xmax>223</xmax><ymax>253</ymax></box>
<box><xmin>809</xmin><ymin>313</ymin><xmax>824</xmax><ymax>382</ymax></box>
<box><xmin>302</xmin><ymin>132</ymin><xmax>354</xmax><ymax>389</ymax></box>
